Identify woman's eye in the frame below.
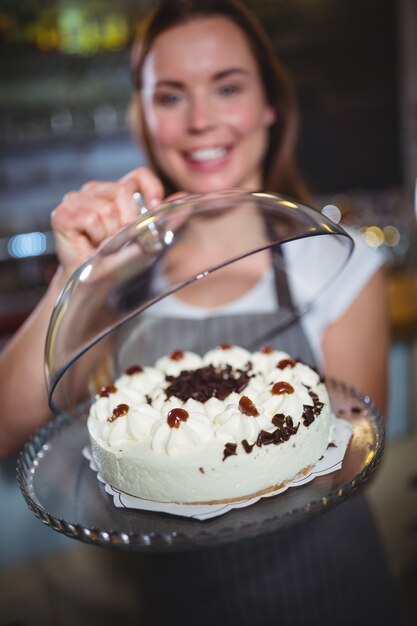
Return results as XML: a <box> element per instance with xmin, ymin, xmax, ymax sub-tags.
<box><xmin>155</xmin><ymin>92</ymin><xmax>182</xmax><ymax>106</ymax></box>
<box><xmin>219</xmin><ymin>84</ymin><xmax>241</xmax><ymax>97</ymax></box>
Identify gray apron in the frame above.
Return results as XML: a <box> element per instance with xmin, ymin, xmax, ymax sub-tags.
<box><xmin>118</xmin><ymin>245</ymin><xmax>314</xmax><ymax>369</ymax></box>
<box><xmin>115</xmin><ymin>253</ymin><xmax>401</xmax><ymax>626</ymax></box>
<box><xmin>118</xmin><ymin>309</ymin><xmax>316</xmax><ymax>374</ymax></box>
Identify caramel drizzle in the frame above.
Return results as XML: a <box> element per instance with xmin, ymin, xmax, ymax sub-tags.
<box><xmin>271</xmin><ymin>381</ymin><xmax>294</xmax><ymax>395</ymax></box>
<box><xmin>276</xmin><ymin>358</ymin><xmax>296</xmax><ymax>370</ymax></box>
<box><xmin>238</xmin><ymin>395</ymin><xmax>259</xmax><ymax>417</ymax></box>
<box><xmin>99</xmin><ymin>384</ymin><xmax>117</xmax><ymax>397</ymax></box>
<box><xmin>125</xmin><ymin>365</ymin><xmax>143</xmax><ymax>375</ymax></box>
<box><xmin>167</xmin><ymin>408</ymin><xmax>189</xmax><ymax>429</ymax></box>
<box><xmin>107</xmin><ymin>403</ymin><xmax>129</xmax><ymax>423</ymax></box>
<box><xmin>169</xmin><ymin>350</ymin><xmax>184</xmax><ymax>361</ymax></box>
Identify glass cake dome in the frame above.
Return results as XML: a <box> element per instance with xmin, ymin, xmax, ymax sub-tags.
<box><xmin>45</xmin><ymin>190</ymin><xmax>354</xmax><ymax>415</ymax></box>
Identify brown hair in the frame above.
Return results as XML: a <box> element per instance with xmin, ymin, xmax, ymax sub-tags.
<box><xmin>129</xmin><ymin>0</ymin><xmax>310</xmax><ymax>202</ymax></box>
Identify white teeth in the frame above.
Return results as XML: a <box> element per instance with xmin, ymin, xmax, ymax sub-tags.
<box><xmin>188</xmin><ymin>147</ymin><xmax>226</xmax><ymax>162</ymax></box>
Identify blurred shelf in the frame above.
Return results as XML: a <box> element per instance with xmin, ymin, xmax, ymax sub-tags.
<box><xmin>388</xmin><ymin>269</ymin><xmax>417</xmax><ymax>341</ymax></box>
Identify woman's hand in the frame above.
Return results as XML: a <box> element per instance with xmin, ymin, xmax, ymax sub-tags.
<box><xmin>0</xmin><ymin>166</ymin><xmax>168</xmax><ymax>456</ymax></box>
<box><xmin>51</xmin><ymin>167</ymin><xmax>165</xmax><ymax>277</ymax></box>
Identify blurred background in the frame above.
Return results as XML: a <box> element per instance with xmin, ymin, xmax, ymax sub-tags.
<box><xmin>0</xmin><ymin>0</ymin><xmax>416</xmax><ymax>623</ymax></box>
<box><xmin>0</xmin><ymin>0</ymin><xmax>416</xmax><ymax>333</ymax></box>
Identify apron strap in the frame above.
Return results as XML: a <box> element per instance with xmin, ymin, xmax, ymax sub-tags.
<box><xmin>271</xmin><ymin>246</ymin><xmax>293</xmax><ymax>310</ymax></box>
<box><xmin>264</xmin><ymin>216</ymin><xmax>294</xmax><ymax>310</ymax></box>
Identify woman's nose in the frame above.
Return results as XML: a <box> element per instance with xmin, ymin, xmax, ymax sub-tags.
<box><xmin>187</xmin><ymin>95</ymin><xmax>215</xmax><ymax>133</ymax></box>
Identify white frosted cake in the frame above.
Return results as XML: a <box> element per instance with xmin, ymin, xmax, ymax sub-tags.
<box><xmin>87</xmin><ymin>344</ymin><xmax>332</xmax><ymax>503</ymax></box>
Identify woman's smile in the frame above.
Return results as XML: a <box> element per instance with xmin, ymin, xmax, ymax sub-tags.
<box><xmin>182</xmin><ymin>145</ymin><xmax>233</xmax><ymax>171</ymax></box>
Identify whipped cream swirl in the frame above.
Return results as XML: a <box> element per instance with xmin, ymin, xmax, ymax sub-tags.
<box><xmin>151</xmin><ymin>409</ymin><xmax>213</xmax><ymax>456</ymax></box>
<box><xmin>88</xmin><ymin>344</ymin><xmax>328</xmax><ymax>457</ymax></box>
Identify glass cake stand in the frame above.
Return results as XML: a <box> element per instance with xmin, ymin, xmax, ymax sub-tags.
<box><xmin>17</xmin><ymin>379</ymin><xmax>385</xmax><ymax>551</ymax></box>
<box><xmin>16</xmin><ymin>190</ymin><xmax>385</xmax><ymax>551</ymax></box>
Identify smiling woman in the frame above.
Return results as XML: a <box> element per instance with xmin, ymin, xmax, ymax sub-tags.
<box><xmin>0</xmin><ymin>0</ymin><xmax>399</xmax><ymax>625</ymax></box>
<box><xmin>129</xmin><ymin>0</ymin><xmax>308</xmax><ymax>203</ymax></box>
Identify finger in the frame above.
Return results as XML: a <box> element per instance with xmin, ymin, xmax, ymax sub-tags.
<box><xmin>53</xmin><ymin>229</ymin><xmax>96</xmax><ymax>277</ymax></box>
<box><xmin>52</xmin><ymin>199</ymin><xmax>107</xmax><ymax>247</ymax></box>
<box><xmin>51</xmin><ymin>201</ymin><xmax>106</xmax><ymax>274</ymax></box>
<box><xmin>79</xmin><ymin>180</ymin><xmax>137</xmax><ymax>227</ymax></box>
<box><xmin>120</xmin><ymin>167</ymin><xmax>165</xmax><ymax>210</ymax></box>
<box><xmin>80</xmin><ymin>180</ymin><xmax>117</xmax><ymax>195</ymax></box>
<box><xmin>115</xmin><ymin>184</ymin><xmax>144</xmax><ymax>224</ymax></box>
<box><xmin>62</xmin><ymin>192</ymin><xmax>125</xmax><ymax>239</ymax></box>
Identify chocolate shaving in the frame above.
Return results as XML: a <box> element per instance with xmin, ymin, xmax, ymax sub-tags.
<box><xmin>241</xmin><ymin>439</ymin><xmax>255</xmax><ymax>454</ymax></box>
<box><xmin>302</xmin><ymin>405</ymin><xmax>315</xmax><ymax>427</ymax></box>
<box><xmin>256</xmin><ymin>415</ymin><xmax>300</xmax><ymax>449</ymax></box>
<box><xmin>284</xmin><ymin>416</ymin><xmax>299</xmax><ymax>434</ymax></box>
<box><xmin>272</xmin><ymin>428</ymin><xmax>284</xmax><ymax>444</ymax></box>
<box><xmin>285</xmin><ymin>421</ymin><xmax>298</xmax><ymax>437</ymax></box>
<box><xmin>272</xmin><ymin>413</ymin><xmax>286</xmax><ymax>428</ymax></box>
<box><xmin>309</xmin><ymin>391</ymin><xmax>324</xmax><ymax>414</ymax></box>
<box><xmin>280</xmin><ymin>427</ymin><xmax>291</xmax><ymax>441</ymax></box>
<box><xmin>256</xmin><ymin>430</ymin><xmax>275</xmax><ymax>446</ymax></box>
<box><xmin>302</xmin><ymin>391</ymin><xmax>324</xmax><ymax>427</ymax></box>
<box><xmin>165</xmin><ymin>364</ymin><xmax>250</xmax><ymax>403</ymax></box>
<box><xmin>223</xmin><ymin>442</ymin><xmax>237</xmax><ymax>461</ymax></box>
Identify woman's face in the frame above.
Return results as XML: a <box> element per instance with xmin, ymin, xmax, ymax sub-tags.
<box><xmin>141</xmin><ymin>16</ymin><xmax>276</xmax><ymax>194</ymax></box>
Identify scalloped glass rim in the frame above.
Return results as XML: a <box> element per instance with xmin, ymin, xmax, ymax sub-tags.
<box><xmin>17</xmin><ymin>379</ymin><xmax>385</xmax><ymax>552</ymax></box>
<box><xmin>44</xmin><ymin>190</ymin><xmax>354</xmax><ymax>415</ymax></box>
